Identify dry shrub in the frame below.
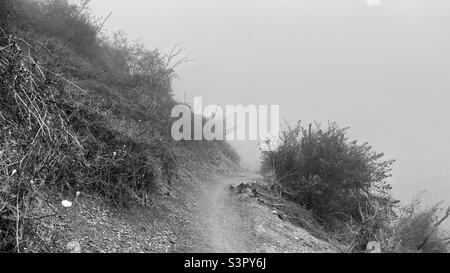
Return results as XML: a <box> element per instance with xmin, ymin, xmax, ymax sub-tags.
<box><xmin>261</xmin><ymin>122</ymin><xmax>396</xmax><ymax>225</ymax></box>
<box><xmin>1</xmin><ymin>0</ymin><xmax>238</xmax><ymax>253</ymax></box>
<box><xmin>380</xmin><ymin>196</ymin><xmax>450</xmax><ymax>253</ymax></box>
<box><xmin>261</xmin><ymin>122</ymin><xmax>398</xmax><ymax>250</ymax></box>
<box><xmin>0</xmin><ymin>30</ymin><xmax>169</xmax><ymax>252</ymax></box>
<box><xmin>12</xmin><ymin>0</ymin><xmax>100</xmax><ymax>59</ymax></box>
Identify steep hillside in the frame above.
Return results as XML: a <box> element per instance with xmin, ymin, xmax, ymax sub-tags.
<box><xmin>0</xmin><ymin>0</ymin><xmax>240</xmax><ymax>252</ymax></box>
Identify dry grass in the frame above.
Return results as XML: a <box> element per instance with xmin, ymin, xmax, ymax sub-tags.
<box><xmin>0</xmin><ymin>0</ymin><xmax>240</xmax><ymax>252</ymax></box>
<box><xmin>0</xmin><ymin>30</ymin><xmax>174</xmax><ymax>252</ymax></box>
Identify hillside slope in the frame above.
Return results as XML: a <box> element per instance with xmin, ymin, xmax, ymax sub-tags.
<box><xmin>0</xmin><ymin>0</ymin><xmax>240</xmax><ymax>252</ymax></box>
<box><xmin>26</xmin><ymin>148</ymin><xmax>239</xmax><ymax>253</ymax></box>
<box><xmin>2</xmin><ymin>0</ymin><xmax>339</xmax><ymax>254</ymax></box>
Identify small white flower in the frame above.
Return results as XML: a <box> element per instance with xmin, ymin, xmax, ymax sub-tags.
<box><xmin>11</xmin><ymin>169</ymin><xmax>17</xmax><ymax>176</ymax></box>
<box><xmin>76</xmin><ymin>191</ymin><xmax>81</xmax><ymax>198</ymax></box>
<box><xmin>62</xmin><ymin>200</ymin><xmax>73</xmax><ymax>208</ymax></box>
<box><xmin>113</xmin><ymin>152</ymin><xmax>117</xmax><ymax>157</ymax></box>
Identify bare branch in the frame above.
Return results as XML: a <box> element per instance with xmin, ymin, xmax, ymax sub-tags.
<box><xmin>417</xmin><ymin>206</ymin><xmax>450</xmax><ymax>251</ymax></box>
<box><xmin>98</xmin><ymin>11</ymin><xmax>112</xmax><ymax>31</ymax></box>
<box><xmin>165</xmin><ymin>43</ymin><xmax>194</xmax><ymax>71</ymax></box>
<box><xmin>76</xmin><ymin>0</ymin><xmax>91</xmax><ymax>19</ymax></box>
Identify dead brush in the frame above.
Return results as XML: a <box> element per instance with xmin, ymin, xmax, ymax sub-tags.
<box><xmin>0</xmin><ymin>29</ymin><xmax>85</xmax><ymax>252</ymax></box>
<box><xmin>0</xmin><ymin>30</ymin><xmax>167</xmax><ymax>252</ymax></box>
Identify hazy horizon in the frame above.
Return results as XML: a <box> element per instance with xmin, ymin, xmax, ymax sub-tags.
<box><xmin>89</xmin><ymin>0</ymin><xmax>450</xmax><ymax>221</ymax></box>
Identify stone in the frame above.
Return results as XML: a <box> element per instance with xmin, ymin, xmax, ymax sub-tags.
<box><xmin>366</xmin><ymin>241</ymin><xmax>382</xmax><ymax>253</ymax></box>
<box><xmin>67</xmin><ymin>240</ymin><xmax>81</xmax><ymax>253</ymax></box>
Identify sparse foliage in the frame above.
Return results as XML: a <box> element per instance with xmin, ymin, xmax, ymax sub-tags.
<box><xmin>261</xmin><ymin>122</ymin><xmax>397</xmax><ymax>248</ymax></box>
<box><xmin>380</xmin><ymin>196</ymin><xmax>450</xmax><ymax>253</ymax></box>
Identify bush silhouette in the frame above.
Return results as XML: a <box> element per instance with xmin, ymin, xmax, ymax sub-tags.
<box><xmin>261</xmin><ymin>122</ymin><xmax>396</xmax><ymax>230</ymax></box>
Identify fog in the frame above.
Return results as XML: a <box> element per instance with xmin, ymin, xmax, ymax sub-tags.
<box><xmin>90</xmin><ymin>0</ymin><xmax>450</xmax><ymax>223</ymax></box>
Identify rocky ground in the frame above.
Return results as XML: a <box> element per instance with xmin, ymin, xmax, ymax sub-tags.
<box><xmin>173</xmin><ymin>173</ymin><xmax>338</xmax><ymax>253</ymax></box>
<box><xmin>28</xmin><ymin>162</ymin><xmax>338</xmax><ymax>253</ymax></box>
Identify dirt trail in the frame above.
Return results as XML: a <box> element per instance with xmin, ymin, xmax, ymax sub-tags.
<box><xmin>200</xmin><ymin>175</ymin><xmax>254</xmax><ymax>252</ymax></box>
<box><xmin>182</xmin><ymin>173</ymin><xmax>337</xmax><ymax>253</ymax></box>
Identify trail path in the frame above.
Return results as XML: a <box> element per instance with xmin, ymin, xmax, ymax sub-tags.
<box><xmin>179</xmin><ymin>173</ymin><xmax>337</xmax><ymax>253</ymax></box>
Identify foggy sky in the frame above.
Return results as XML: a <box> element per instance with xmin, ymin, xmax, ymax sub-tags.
<box><xmin>89</xmin><ymin>0</ymin><xmax>450</xmax><ymax>220</ymax></box>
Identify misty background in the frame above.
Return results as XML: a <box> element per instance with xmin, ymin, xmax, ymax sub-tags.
<box><xmin>89</xmin><ymin>0</ymin><xmax>450</xmax><ymax>224</ymax></box>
